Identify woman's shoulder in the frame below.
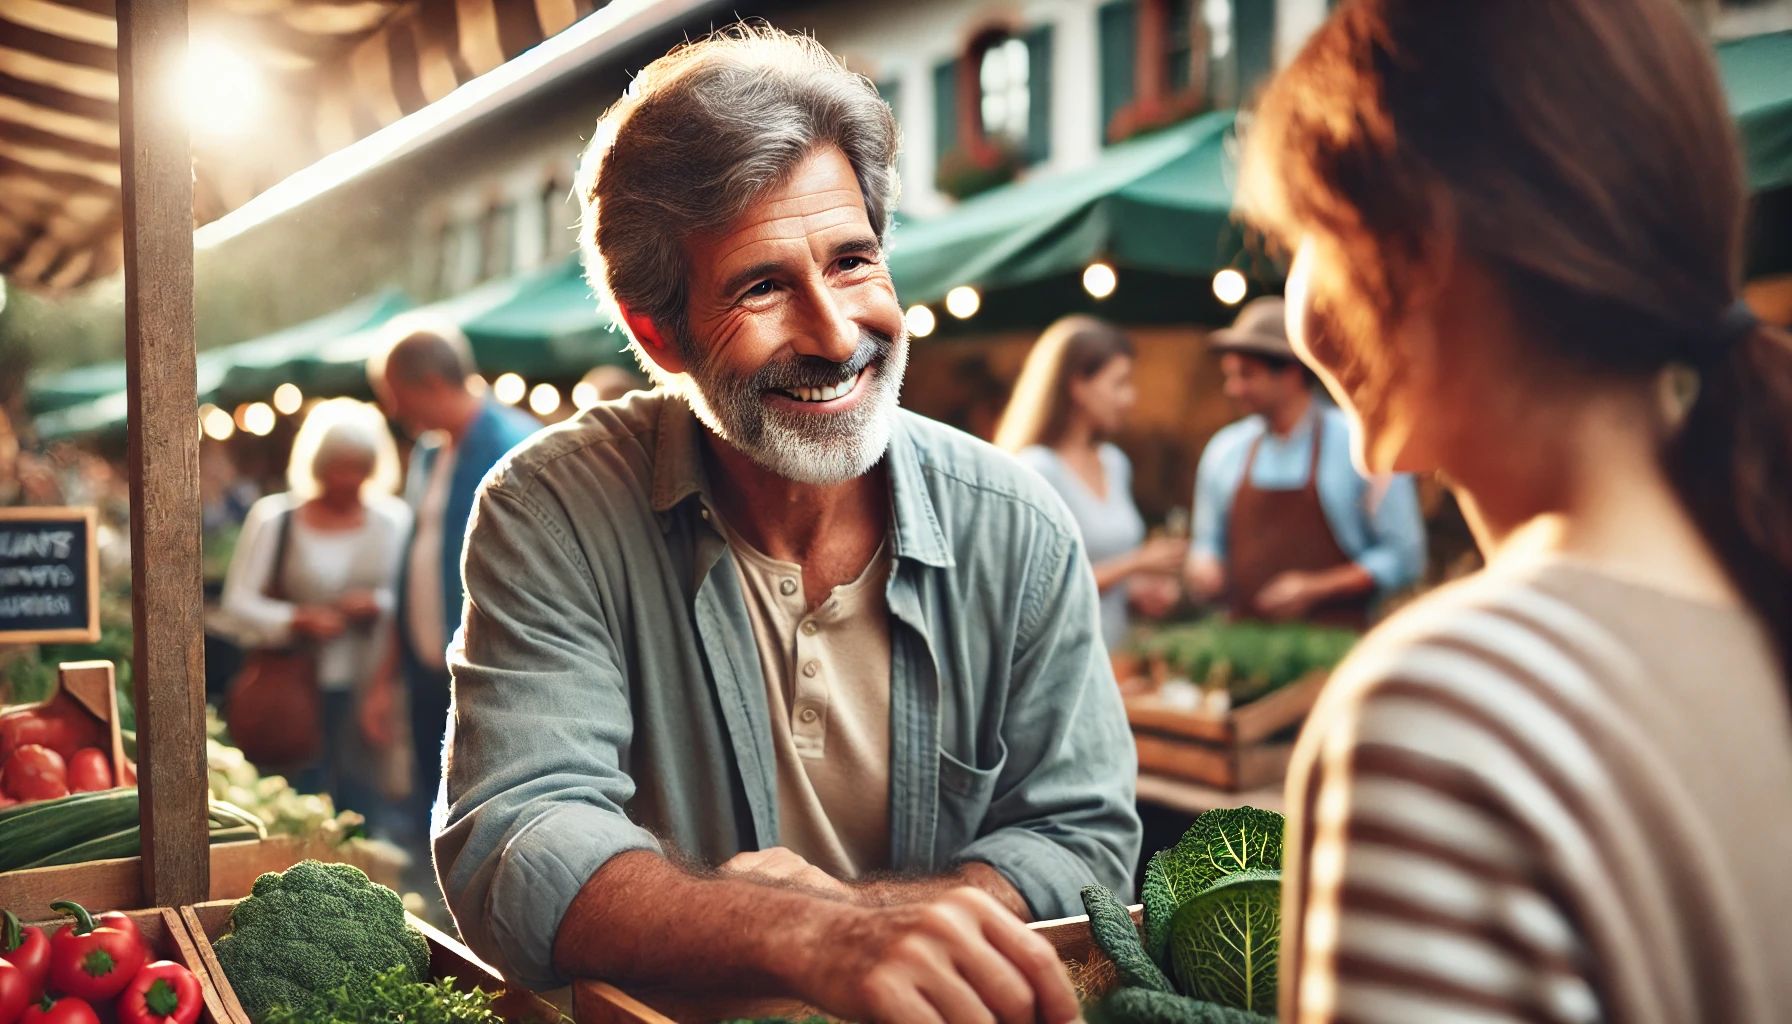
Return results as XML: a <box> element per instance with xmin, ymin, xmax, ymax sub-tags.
<box><xmin>364</xmin><ymin>493</ymin><xmax>414</xmax><ymax>531</ymax></box>
<box><xmin>1012</xmin><ymin>444</ymin><xmax>1060</xmax><ymax>477</ymax></box>
<box><xmin>242</xmin><ymin>491</ymin><xmax>295</xmax><ymax>526</ymax></box>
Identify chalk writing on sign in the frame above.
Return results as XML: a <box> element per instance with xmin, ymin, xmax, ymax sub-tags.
<box><xmin>0</xmin><ymin>508</ymin><xmax>99</xmax><ymax>643</ymax></box>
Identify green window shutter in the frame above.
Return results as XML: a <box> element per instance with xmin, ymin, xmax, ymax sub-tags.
<box><xmin>1098</xmin><ymin>1</ymin><xmax>1137</xmax><ymax>145</ymax></box>
<box><xmin>933</xmin><ymin>57</ymin><xmax>959</xmax><ymax>170</ymax></box>
<box><xmin>1235</xmin><ymin>0</ymin><xmax>1277</xmax><ymax>103</ymax></box>
<box><xmin>1024</xmin><ymin>24</ymin><xmax>1053</xmax><ymax>165</ymax></box>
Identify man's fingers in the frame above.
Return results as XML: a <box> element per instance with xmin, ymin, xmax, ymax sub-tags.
<box><xmin>934</xmin><ymin>919</ymin><xmax>1036</xmax><ymax>1024</ymax></box>
<box><xmin>860</xmin><ymin>968</ymin><xmax>948</xmax><ymax>1024</ymax></box>
<box><xmin>960</xmin><ymin>894</ymin><xmax>1080</xmax><ymax>1024</ymax></box>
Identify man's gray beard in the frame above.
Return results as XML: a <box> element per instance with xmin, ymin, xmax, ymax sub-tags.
<box><xmin>678</xmin><ymin>329</ymin><xmax>908</xmax><ymax>486</ymax></box>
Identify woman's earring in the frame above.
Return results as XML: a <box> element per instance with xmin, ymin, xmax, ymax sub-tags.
<box><xmin>1658</xmin><ymin>363</ymin><xmax>1701</xmax><ymax>431</ymax></box>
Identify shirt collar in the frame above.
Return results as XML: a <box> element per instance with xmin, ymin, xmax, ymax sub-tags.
<box><xmin>648</xmin><ymin>395</ymin><xmax>953</xmax><ymax>569</ymax></box>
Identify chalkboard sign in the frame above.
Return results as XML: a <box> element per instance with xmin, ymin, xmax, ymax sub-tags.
<box><xmin>0</xmin><ymin>507</ymin><xmax>100</xmax><ymax>644</ymax></box>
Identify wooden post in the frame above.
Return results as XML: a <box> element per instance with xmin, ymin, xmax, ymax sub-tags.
<box><xmin>117</xmin><ymin>0</ymin><xmax>209</xmax><ymax>907</ymax></box>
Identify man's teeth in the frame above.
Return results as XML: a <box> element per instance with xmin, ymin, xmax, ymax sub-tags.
<box><xmin>786</xmin><ymin>372</ymin><xmax>860</xmax><ymax>403</ymax></box>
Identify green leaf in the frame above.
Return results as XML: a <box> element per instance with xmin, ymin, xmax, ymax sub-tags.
<box><xmin>1080</xmin><ymin>885</ymin><xmax>1174</xmax><ymax>994</ymax></box>
<box><xmin>1169</xmin><ymin>870</ymin><xmax>1282</xmax><ymax>1014</ymax></box>
<box><xmin>1141</xmin><ymin>807</ymin><xmax>1284</xmax><ymax>969</ymax></box>
<box><xmin>1093</xmin><ymin>986</ymin><xmax>1278</xmax><ymax>1024</ymax></box>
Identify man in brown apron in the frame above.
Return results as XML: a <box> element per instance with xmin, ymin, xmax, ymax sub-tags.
<box><xmin>1184</xmin><ymin>298</ymin><xmax>1426</xmax><ymax>630</ymax></box>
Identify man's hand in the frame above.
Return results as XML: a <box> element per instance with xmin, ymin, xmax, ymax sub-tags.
<box><xmin>1257</xmin><ymin>564</ymin><xmax>1375</xmax><ymax>621</ymax></box>
<box><xmin>1128</xmin><ymin>575</ymin><xmax>1182</xmax><ymax>619</ymax></box>
<box><xmin>720</xmin><ymin>847</ymin><xmax>854</xmax><ymax>901</ymax></box>
<box><xmin>1184</xmin><ymin>552</ymin><xmax>1226</xmax><ymax>602</ymax></box>
<box><xmin>798</xmin><ymin>887</ymin><xmax>1079</xmax><ymax>1024</ymax></box>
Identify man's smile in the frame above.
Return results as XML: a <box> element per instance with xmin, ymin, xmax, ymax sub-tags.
<box><xmin>766</xmin><ymin>364</ymin><xmax>873</xmax><ymax>410</ymax></box>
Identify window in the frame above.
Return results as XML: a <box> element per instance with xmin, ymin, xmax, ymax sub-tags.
<box><xmin>480</xmin><ymin>200</ymin><xmax>515</xmax><ymax>282</ymax></box>
<box><xmin>1099</xmin><ymin>0</ymin><xmax>1269</xmax><ymax>143</ymax></box>
<box><xmin>541</xmin><ymin>175</ymin><xmax>572</xmax><ymax>262</ymax></box>
<box><xmin>1166</xmin><ymin>0</ymin><xmax>1195</xmax><ymax>92</ymax></box>
<box><xmin>978</xmin><ymin>36</ymin><xmax>1030</xmax><ymax>149</ymax></box>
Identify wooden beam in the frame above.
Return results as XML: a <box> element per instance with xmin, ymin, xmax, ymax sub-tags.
<box><xmin>116</xmin><ymin>0</ymin><xmax>207</xmax><ymax>908</ymax></box>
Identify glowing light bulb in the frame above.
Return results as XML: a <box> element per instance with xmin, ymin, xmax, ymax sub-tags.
<box><xmin>493</xmin><ymin>373</ymin><xmax>526</xmax><ymax>405</ymax></box>
<box><xmin>1082</xmin><ymin>262</ymin><xmax>1117</xmax><ymax>299</ymax></box>
<box><xmin>905</xmin><ymin>304</ymin><xmax>937</xmax><ymax>338</ymax></box>
<box><xmin>272</xmin><ymin>382</ymin><xmax>303</xmax><ymax>415</ymax></box>
<box><xmin>571</xmin><ymin>381</ymin><xmax>600</xmax><ymax>410</ymax></box>
<box><xmin>945</xmin><ymin>286</ymin><xmax>981</xmax><ymax>319</ymax></box>
<box><xmin>1212</xmin><ymin>269</ymin><xmax>1248</xmax><ymax>306</ymax></box>
<box><xmin>242</xmin><ymin>402</ymin><xmax>276</xmax><ymax>436</ymax></box>
<box><xmin>529</xmin><ymin>383</ymin><xmax>562</xmax><ymax>416</ymax></box>
<box><xmin>200</xmin><ymin>404</ymin><xmax>234</xmax><ymax>440</ymax></box>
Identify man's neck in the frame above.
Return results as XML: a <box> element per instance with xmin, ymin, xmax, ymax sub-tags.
<box><xmin>439</xmin><ymin>389</ymin><xmax>483</xmax><ymax>444</ymax></box>
<box><xmin>702</xmin><ymin>433</ymin><xmax>890</xmax><ymax>608</ymax></box>
<box><xmin>1266</xmin><ymin>389</ymin><xmax>1314</xmax><ymax>438</ymax></box>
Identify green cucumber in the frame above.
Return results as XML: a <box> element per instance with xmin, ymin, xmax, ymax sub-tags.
<box><xmin>0</xmin><ymin>789</ymin><xmax>140</xmax><ymax>871</ymax></box>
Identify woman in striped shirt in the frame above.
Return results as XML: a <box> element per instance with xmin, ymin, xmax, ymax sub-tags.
<box><xmin>1238</xmin><ymin>1</ymin><xmax>1792</xmax><ymax>1021</ymax></box>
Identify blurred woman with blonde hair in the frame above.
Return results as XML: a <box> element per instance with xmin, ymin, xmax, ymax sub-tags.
<box><xmin>996</xmin><ymin>315</ymin><xmax>1187</xmax><ymax>649</ymax></box>
<box><xmin>222</xmin><ymin>398</ymin><xmax>412</xmax><ymax>810</ymax></box>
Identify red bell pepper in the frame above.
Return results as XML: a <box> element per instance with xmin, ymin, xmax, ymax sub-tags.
<box><xmin>0</xmin><ymin>913</ymin><xmax>48</xmax><ymax>1001</ymax></box>
<box><xmin>118</xmin><ymin>962</ymin><xmax>201</xmax><ymax>1024</ymax></box>
<box><xmin>18</xmin><ymin>995</ymin><xmax>98</xmax><ymax>1024</ymax></box>
<box><xmin>0</xmin><ymin>961</ymin><xmax>30</xmax><ymax>1024</ymax></box>
<box><xmin>46</xmin><ymin>902</ymin><xmax>144</xmax><ymax>1003</ymax></box>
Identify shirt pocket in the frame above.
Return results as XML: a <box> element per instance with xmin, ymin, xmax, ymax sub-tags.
<box><xmin>935</xmin><ymin>743</ymin><xmax>1007</xmax><ymax>859</ymax></box>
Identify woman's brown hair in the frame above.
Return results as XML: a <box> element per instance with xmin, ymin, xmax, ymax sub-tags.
<box><xmin>1242</xmin><ymin>0</ymin><xmax>1792</xmax><ymax>674</ymax></box>
<box><xmin>994</xmin><ymin>315</ymin><xmax>1135</xmax><ymax>453</ymax></box>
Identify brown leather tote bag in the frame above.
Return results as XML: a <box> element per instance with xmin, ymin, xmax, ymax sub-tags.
<box><xmin>225</xmin><ymin>508</ymin><xmax>322</xmax><ymax>768</ymax></box>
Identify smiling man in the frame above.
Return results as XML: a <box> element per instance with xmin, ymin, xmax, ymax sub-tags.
<box><xmin>432</xmin><ymin>26</ymin><xmax>1139</xmax><ymax>1024</ymax></box>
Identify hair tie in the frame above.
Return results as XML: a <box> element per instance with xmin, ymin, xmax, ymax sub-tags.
<box><xmin>1713</xmin><ymin>299</ymin><xmax>1761</xmax><ymax>351</ymax></box>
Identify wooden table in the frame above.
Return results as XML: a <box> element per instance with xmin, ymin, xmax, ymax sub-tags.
<box><xmin>1135</xmin><ymin>772</ymin><xmax>1285</xmax><ymax>815</ymax></box>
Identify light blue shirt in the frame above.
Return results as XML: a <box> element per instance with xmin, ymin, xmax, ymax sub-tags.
<box><xmin>1191</xmin><ymin>403</ymin><xmax>1425</xmax><ymax>594</ymax></box>
<box><xmin>435</xmin><ymin>393</ymin><xmax>1141</xmax><ymax>990</ymax></box>
<box><xmin>1015</xmin><ymin>444</ymin><xmax>1146</xmax><ymax>651</ymax></box>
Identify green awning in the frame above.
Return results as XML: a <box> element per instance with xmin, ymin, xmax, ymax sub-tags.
<box><xmin>33</xmin><ymin>259</ymin><xmax>630</xmax><ymax>439</ymax></box>
<box><xmin>1720</xmin><ymin>30</ymin><xmax>1792</xmax><ymax>193</ymax></box>
<box><xmin>887</xmin><ymin>111</ymin><xmax>1238</xmax><ymax>306</ymax></box>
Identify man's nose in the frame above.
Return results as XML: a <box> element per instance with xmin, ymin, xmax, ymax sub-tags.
<box><xmin>789</xmin><ymin>282</ymin><xmax>864</xmax><ymax>363</ymax></box>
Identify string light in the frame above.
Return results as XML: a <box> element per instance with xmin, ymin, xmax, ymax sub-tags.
<box><xmin>1212</xmin><ymin>269</ymin><xmax>1248</xmax><ymax>306</ymax></box>
<box><xmin>493</xmin><ymin>373</ymin><xmax>526</xmax><ymax>405</ymax></box>
<box><xmin>272</xmin><ymin>382</ymin><xmax>303</xmax><ymax>415</ymax></box>
<box><xmin>200</xmin><ymin>404</ymin><xmax>234</xmax><ymax>440</ymax></box>
<box><xmin>571</xmin><ymin>381</ymin><xmax>600</xmax><ymax>410</ymax></box>
<box><xmin>945</xmin><ymin>286</ymin><xmax>981</xmax><ymax>319</ymax></box>
<box><xmin>242</xmin><ymin>402</ymin><xmax>276</xmax><ymax>436</ymax></box>
<box><xmin>528</xmin><ymin>383</ymin><xmax>562</xmax><ymax>416</ymax></box>
<box><xmin>905</xmin><ymin>305</ymin><xmax>936</xmax><ymax>338</ymax></box>
<box><xmin>1082</xmin><ymin>262</ymin><xmax>1117</xmax><ymax>299</ymax></box>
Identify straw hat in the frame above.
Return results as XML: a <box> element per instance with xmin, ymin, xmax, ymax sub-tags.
<box><xmin>1209</xmin><ymin>297</ymin><xmax>1296</xmax><ymax>361</ymax></box>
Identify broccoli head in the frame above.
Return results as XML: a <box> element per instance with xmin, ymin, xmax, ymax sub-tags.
<box><xmin>213</xmin><ymin>860</ymin><xmax>433</xmax><ymax>1022</ymax></box>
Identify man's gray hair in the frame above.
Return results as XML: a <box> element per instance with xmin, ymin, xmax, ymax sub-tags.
<box><xmin>368</xmin><ymin>315</ymin><xmax>477</xmax><ymax>388</ymax></box>
<box><xmin>576</xmin><ymin>24</ymin><xmax>900</xmax><ymax>363</ymax></box>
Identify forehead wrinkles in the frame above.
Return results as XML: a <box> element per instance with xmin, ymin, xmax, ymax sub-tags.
<box><xmin>706</xmin><ymin>187</ymin><xmax>870</xmax><ymax>267</ymax></box>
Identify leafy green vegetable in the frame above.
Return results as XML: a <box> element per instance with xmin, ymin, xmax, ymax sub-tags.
<box><xmin>1135</xmin><ymin>619</ymin><xmax>1356</xmax><ymax>703</ymax></box>
<box><xmin>1141</xmin><ymin>807</ymin><xmax>1284</xmax><ymax>965</ymax></box>
<box><xmin>1081</xmin><ymin>885</ymin><xmax>1174</xmax><ymax>994</ymax></box>
<box><xmin>262</xmin><ymin>966</ymin><xmax>500</xmax><ymax>1024</ymax></box>
<box><xmin>1089</xmin><ymin>986</ymin><xmax>1276</xmax><ymax>1024</ymax></box>
<box><xmin>213</xmin><ymin>860</ymin><xmax>433</xmax><ymax>1023</ymax></box>
<box><xmin>1167</xmin><ymin>870</ymin><xmax>1282</xmax><ymax>1014</ymax></box>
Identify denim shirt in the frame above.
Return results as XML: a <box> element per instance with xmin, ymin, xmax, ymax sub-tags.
<box><xmin>434</xmin><ymin>392</ymin><xmax>1141</xmax><ymax>991</ymax></box>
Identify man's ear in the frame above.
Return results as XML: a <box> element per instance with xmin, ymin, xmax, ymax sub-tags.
<box><xmin>619</xmin><ymin>305</ymin><xmax>686</xmax><ymax>375</ymax></box>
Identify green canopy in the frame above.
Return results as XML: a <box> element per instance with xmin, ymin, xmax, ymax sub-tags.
<box><xmin>1719</xmin><ymin>30</ymin><xmax>1792</xmax><ymax>193</ymax></box>
<box><xmin>33</xmin><ymin>258</ymin><xmax>630</xmax><ymax>439</ymax></box>
<box><xmin>887</xmin><ymin>111</ymin><xmax>1238</xmax><ymax>306</ymax></box>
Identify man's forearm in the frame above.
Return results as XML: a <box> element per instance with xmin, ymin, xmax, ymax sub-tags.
<box><xmin>850</xmin><ymin>861</ymin><xmax>1031</xmax><ymax>918</ymax></box>
<box><xmin>1313</xmin><ymin>562</ymin><xmax>1376</xmax><ymax>600</ymax></box>
<box><xmin>552</xmin><ymin>850</ymin><xmax>850</xmax><ymax>992</ymax></box>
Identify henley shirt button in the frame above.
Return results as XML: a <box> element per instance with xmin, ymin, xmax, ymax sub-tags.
<box><xmin>779</xmin><ymin>578</ymin><xmax>798</xmax><ymax>596</ymax></box>
<box><xmin>799</xmin><ymin>707</ymin><xmax>819</xmax><ymax>724</ymax></box>
<box><xmin>802</xmin><ymin>661</ymin><xmax>819</xmax><ymax>678</ymax></box>
<box><xmin>801</xmin><ymin>620</ymin><xmax>818</xmax><ymax>636</ymax></box>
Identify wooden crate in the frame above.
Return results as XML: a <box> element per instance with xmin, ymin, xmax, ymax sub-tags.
<box><xmin>21</xmin><ymin>907</ymin><xmax>233</xmax><ymax>1023</ymax></box>
<box><xmin>183</xmin><ymin>899</ymin><xmax>562</xmax><ymax>1024</ymax></box>
<box><xmin>1124</xmin><ymin>671</ymin><xmax>1326</xmax><ymax>790</ymax></box>
<box><xmin>573</xmin><ymin>906</ymin><xmax>1141</xmax><ymax>1024</ymax></box>
<box><xmin>0</xmin><ymin>834</ymin><xmax>402</xmax><ymax>923</ymax></box>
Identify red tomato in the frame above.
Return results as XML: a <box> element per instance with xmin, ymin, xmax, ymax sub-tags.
<box><xmin>117</xmin><ymin>962</ymin><xmax>201</xmax><ymax>1024</ymax></box>
<box><xmin>0</xmin><ymin>748</ymin><xmax>67</xmax><ymax>803</ymax></box>
<box><xmin>0</xmin><ymin>960</ymin><xmax>30</xmax><ymax>1024</ymax></box>
<box><xmin>18</xmin><ymin>995</ymin><xmax>98</xmax><ymax>1024</ymax></box>
<box><xmin>64</xmin><ymin>751</ymin><xmax>111</xmax><ymax>794</ymax></box>
<box><xmin>0</xmin><ymin>700</ymin><xmax>102</xmax><ymax>765</ymax></box>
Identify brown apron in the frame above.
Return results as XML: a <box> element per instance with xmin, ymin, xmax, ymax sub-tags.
<box><xmin>1226</xmin><ymin>424</ymin><xmax>1371</xmax><ymax>630</ymax></box>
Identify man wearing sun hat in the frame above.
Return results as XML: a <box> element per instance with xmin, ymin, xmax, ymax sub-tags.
<box><xmin>1184</xmin><ymin>296</ymin><xmax>1426</xmax><ymax>628</ymax></box>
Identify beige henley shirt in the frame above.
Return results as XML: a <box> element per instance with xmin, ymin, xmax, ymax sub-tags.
<box><xmin>719</xmin><ymin>517</ymin><xmax>893</xmax><ymax>880</ymax></box>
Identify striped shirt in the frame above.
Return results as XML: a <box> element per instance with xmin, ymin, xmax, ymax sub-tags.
<box><xmin>1281</xmin><ymin>558</ymin><xmax>1792</xmax><ymax>1024</ymax></box>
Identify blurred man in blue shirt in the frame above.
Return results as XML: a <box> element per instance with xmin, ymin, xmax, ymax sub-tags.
<box><xmin>1185</xmin><ymin>297</ymin><xmax>1425</xmax><ymax>627</ymax></box>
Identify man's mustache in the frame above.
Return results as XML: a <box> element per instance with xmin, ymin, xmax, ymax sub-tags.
<box><xmin>750</xmin><ymin>330</ymin><xmax>895</xmax><ymax>393</ymax></box>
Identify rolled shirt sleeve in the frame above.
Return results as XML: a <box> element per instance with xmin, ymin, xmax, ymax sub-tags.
<box><xmin>951</xmin><ymin>525</ymin><xmax>1142</xmax><ymax>911</ymax></box>
<box><xmin>1351</xmin><ymin>473</ymin><xmax>1426</xmax><ymax>594</ymax></box>
<box><xmin>434</xmin><ymin>482</ymin><xmax>661</xmax><ymax>991</ymax></box>
<box><xmin>1189</xmin><ymin>427</ymin><xmax>1239</xmax><ymax>564</ymax></box>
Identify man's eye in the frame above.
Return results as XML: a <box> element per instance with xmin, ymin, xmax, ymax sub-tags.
<box><xmin>743</xmin><ymin>281</ymin><xmax>776</xmax><ymax>298</ymax></box>
<box><xmin>837</xmin><ymin>256</ymin><xmax>869</xmax><ymax>271</ymax></box>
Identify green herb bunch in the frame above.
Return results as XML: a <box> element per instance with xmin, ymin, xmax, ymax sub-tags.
<box><xmin>263</xmin><ymin>966</ymin><xmax>501</xmax><ymax>1024</ymax></box>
